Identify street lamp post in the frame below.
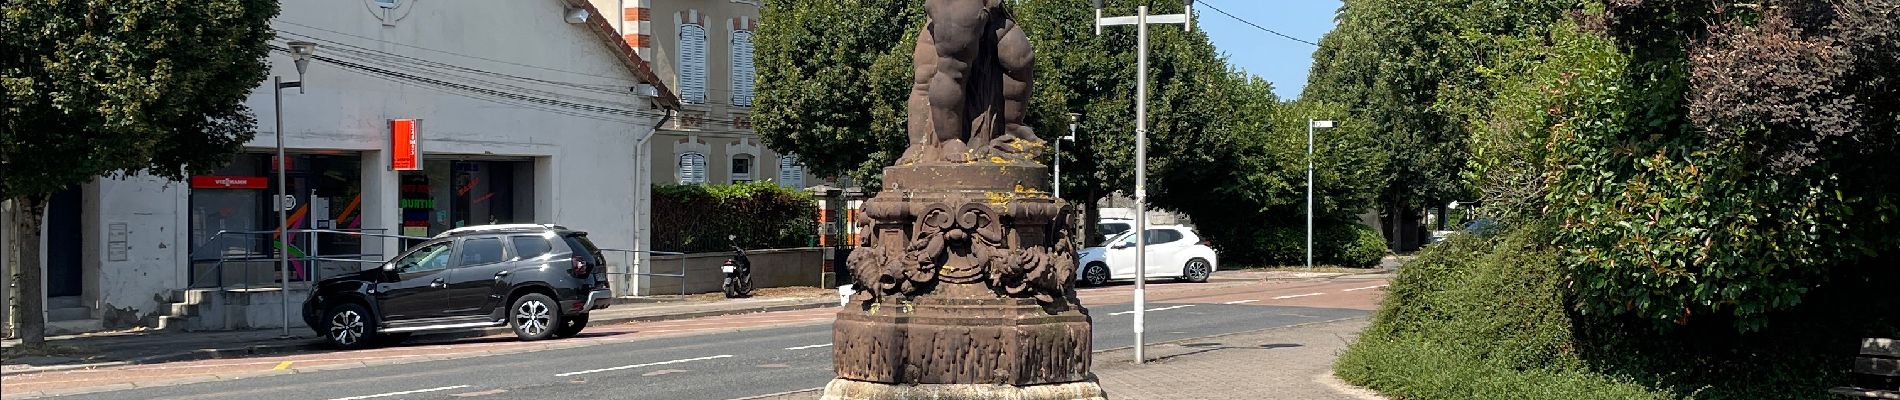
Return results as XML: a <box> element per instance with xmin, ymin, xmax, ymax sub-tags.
<box><xmin>1307</xmin><ymin>119</ymin><xmax>1333</xmax><ymax>270</ymax></box>
<box><xmin>1093</xmin><ymin>0</ymin><xmax>1192</xmax><ymax>365</ymax></box>
<box><xmin>276</xmin><ymin>41</ymin><xmax>317</xmax><ymax>338</ymax></box>
<box><xmin>1057</xmin><ymin>114</ymin><xmax>1077</xmax><ymax>199</ymax></box>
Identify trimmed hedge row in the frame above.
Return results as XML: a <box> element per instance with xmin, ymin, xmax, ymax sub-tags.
<box><xmin>651</xmin><ymin>182</ymin><xmax>817</xmax><ymax>254</ymax></box>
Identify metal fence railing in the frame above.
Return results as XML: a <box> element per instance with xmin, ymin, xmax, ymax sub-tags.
<box><xmin>187</xmin><ymin>228</ymin><xmax>429</xmax><ymax>290</ymax></box>
<box><xmin>597</xmin><ymin>248</ymin><xmax>688</xmax><ymax>296</ymax></box>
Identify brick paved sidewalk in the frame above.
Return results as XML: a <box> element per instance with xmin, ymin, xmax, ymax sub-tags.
<box><xmin>1092</xmin><ymin>317</ymin><xmax>1386</xmax><ymax>400</ymax></box>
<box><xmin>745</xmin><ymin>317</ymin><xmax>1388</xmax><ymax>400</ymax></box>
<box><xmin>1</xmin><ymin>291</ymin><xmax>838</xmax><ymax>375</ymax></box>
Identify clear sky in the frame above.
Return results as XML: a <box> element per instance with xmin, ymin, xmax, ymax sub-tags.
<box><xmin>1193</xmin><ymin>0</ymin><xmax>1342</xmax><ymax>100</ymax></box>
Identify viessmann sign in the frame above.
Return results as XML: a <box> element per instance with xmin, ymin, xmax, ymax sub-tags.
<box><xmin>391</xmin><ymin>118</ymin><xmax>422</xmax><ymax>171</ymax></box>
<box><xmin>189</xmin><ymin>176</ymin><xmax>268</xmax><ymax>189</ymax></box>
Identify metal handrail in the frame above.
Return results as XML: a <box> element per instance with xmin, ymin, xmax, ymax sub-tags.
<box><xmin>188</xmin><ymin>228</ymin><xmax>429</xmax><ymax>289</ymax></box>
<box><xmin>597</xmin><ymin>248</ymin><xmax>689</xmax><ymax>296</ymax></box>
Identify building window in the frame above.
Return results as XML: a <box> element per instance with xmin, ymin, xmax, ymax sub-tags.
<box><xmin>678</xmin><ymin>152</ymin><xmax>708</xmax><ymax>184</ymax></box>
<box><xmin>677</xmin><ymin>10</ymin><xmax>710</xmax><ymax>105</ymax></box>
<box><xmin>777</xmin><ymin>155</ymin><xmax>804</xmax><ymax>189</ymax></box>
<box><xmin>731</xmin><ymin>155</ymin><xmax>754</xmax><ymax>183</ymax></box>
<box><xmin>730</xmin><ymin>18</ymin><xmax>756</xmax><ymax>107</ymax></box>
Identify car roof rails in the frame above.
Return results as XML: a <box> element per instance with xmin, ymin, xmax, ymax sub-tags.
<box><xmin>434</xmin><ymin>224</ymin><xmax>569</xmax><ymax>239</ymax></box>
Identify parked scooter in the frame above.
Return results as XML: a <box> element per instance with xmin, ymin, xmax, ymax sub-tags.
<box><xmin>722</xmin><ymin>235</ymin><xmax>754</xmax><ymax>298</ymax></box>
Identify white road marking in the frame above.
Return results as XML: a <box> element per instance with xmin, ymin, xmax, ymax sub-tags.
<box><xmin>1342</xmin><ymin>285</ymin><xmax>1389</xmax><ymax>292</ymax></box>
<box><xmin>1108</xmin><ymin>304</ymin><xmax>1195</xmax><ymax>316</ymax></box>
<box><xmin>1272</xmin><ymin>293</ymin><xmax>1325</xmax><ymax>300</ymax></box>
<box><xmin>329</xmin><ymin>385</ymin><xmax>472</xmax><ymax>400</ymax></box>
<box><xmin>554</xmin><ymin>355</ymin><xmax>733</xmax><ymax>377</ymax></box>
<box><xmin>1221</xmin><ymin>299</ymin><xmax>1260</xmax><ymax>305</ymax></box>
<box><xmin>785</xmin><ymin>343</ymin><xmax>833</xmax><ymax>350</ymax></box>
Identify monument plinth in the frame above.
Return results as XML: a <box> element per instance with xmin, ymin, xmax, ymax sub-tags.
<box><xmin>823</xmin><ymin>1</ymin><xmax>1102</xmax><ymax>399</ymax></box>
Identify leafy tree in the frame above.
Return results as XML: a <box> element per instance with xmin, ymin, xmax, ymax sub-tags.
<box><xmin>1305</xmin><ymin>0</ymin><xmax>1572</xmax><ymax>244</ymax></box>
<box><xmin>1</xmin><ymin>0</ymin><xmax>279</xmax><ymax>344</ymax></box>
<box><xmin>751</xmin><ymin>0</ymin><xmax>923</xmax><ymax>185</ymax></box>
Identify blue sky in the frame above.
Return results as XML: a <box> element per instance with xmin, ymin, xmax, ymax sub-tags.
<box><xmin>1194</xmin><ymin>0</ymin><xmax>1342</xmax><ymax>99</ymax></box>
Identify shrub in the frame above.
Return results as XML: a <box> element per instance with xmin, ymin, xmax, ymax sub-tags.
<box><xmin>1327</xmin><ymin>223</ymin><xmax>1388</xmax><ymax>267</ymax></box>
<box><xmin>1207</xmin><ymin>220</ymin><xmax>1386</xmax><ymax>268</ymax></box>
<box><xmin>651</xmin><ymin>182</ymin><xmax>817</xmax><ymax>253</ymax></box>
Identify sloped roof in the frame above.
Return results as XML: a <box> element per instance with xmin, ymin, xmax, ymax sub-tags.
<box><xmin>560</xmin><ymin>0</ymin><xmax>681</xmax><ymax>109</ymax></box>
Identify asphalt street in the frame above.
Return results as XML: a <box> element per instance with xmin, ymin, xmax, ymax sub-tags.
<box><xmin>63</xmin><ymin>307</ymin><xmax>1364</xmax><ymax>399</ymax></box>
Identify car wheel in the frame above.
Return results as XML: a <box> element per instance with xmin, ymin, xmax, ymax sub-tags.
<box><xmin>1183</xmin><ymin>258</ymin><xmax>1212</xmax><ymax>283</ymax></box>
<box><xmin>1083</xmin><ymin>263</ymin><xmax>1111</xmax><ymax>287</ymax></box>
<box><xmin>324</xmin><ymin>303</ymin><xmax>378</xmax><ymax>350</ymax></box>
<box><xmin>555</xmin><ymin>313</ymin><xmax>589</xmax><ymax>338</ymax></box>
<box><xmin>509</xmin><ymin>293</ymin><xmax>561</xmax><ymax>341</ymax></box>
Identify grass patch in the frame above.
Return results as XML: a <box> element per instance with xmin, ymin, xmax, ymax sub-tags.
<box><xmin>1337</xmin><ymin>336</ymin><xmax>1666</xmax><ymax>400</ymax></box>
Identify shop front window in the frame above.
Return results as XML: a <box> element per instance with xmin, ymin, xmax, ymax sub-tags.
<box><xmin>398</xmin><ymin>159</ymin><xmax>536</xmax><ymax>238</ymax></box>
<box><xmin>188</xmin><ymin>153</ymin><xmax>364</xmax><ymax>287</ymax></box>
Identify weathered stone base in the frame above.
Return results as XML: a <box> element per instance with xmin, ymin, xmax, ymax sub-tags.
<box><xmin>819</xmin><ymin>377</ymin><xmax>1107</xmax><ymax>400</ymax></box>
<box><xmin>832</xmin><ymin>294</ymin><xmax>1092</xmax><ymax>385</ymax></box>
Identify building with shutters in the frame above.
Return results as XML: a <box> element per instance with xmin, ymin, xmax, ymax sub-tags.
<box><xmin>1</xmin><ymin>0</ymin><xmax>681</xmax><ymax>336</ymax></box>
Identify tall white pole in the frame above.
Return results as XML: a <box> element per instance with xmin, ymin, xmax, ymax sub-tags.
<box><xmin>1055</xmin><ymin>127</ymin><xmax>1064</xmax><ymax>199</ymax></box>
<box><xmin>274</xmin><ymin>76</ymin><xmax>292</xmax><ymax>337</ymax></box>
<box><xmin>1132</xmin><ymin>5</ymin><xmax>1149</xmax><ymax>365</ymax></box>
<box><xmin>1307</xmin><ymin>119</ymin><xmax>1314</xmax><ymax>270</ymax></box>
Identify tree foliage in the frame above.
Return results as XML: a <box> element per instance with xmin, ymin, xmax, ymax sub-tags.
<box><xmin>1441</xmin><ymin>0</ymin><xmax>1899</xmax><ymax>330</ymax></box>
<box><xmin>753</xmin><ymin>0</ymin><xmax>1392</xmax><ymax>262</ymax></box>
<box><xmin>1</xmin><ymin>0</ymin><xmax>280</xmax><ymax>198</ymax></box>
<box><xmin>752</xmin><ymin>0</ymin><xmax>923</xmax><ymax>184</ymax></box>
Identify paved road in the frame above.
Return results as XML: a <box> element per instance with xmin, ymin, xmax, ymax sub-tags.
<box><xmin>3</xmin><ymin>275</ymin><xmax>1387</xmax><ymax>400</ymax></box>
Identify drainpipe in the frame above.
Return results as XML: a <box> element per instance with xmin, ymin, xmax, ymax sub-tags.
<box><xmin>629</xmin><ymin>108</ymin><xmax>674</xmax><ymax>296</ymax></box>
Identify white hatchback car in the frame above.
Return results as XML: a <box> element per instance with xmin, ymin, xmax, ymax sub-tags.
<box><xmin>1076</xmin><ymin>225</ymin><xmax>1219</xmax><ymax>286</ymax></box>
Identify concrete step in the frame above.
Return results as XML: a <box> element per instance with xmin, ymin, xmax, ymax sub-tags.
<box><xmin>47</xmin><ymin>306</ymin><xmax>92</xmax><ymax>322</ymax></box>
<box><xmin>45</xmin><ymin>319</ymin><xmax>103</xmax><ymax>336</ymax></box>
<box><xmin>166</xmin><ymin>302</ymin><xmax>198</xmax><ymax>317</ymax></box>
<box><xmin>47</xmin><ymin>296</ymin><xmax>83</xmax><ymax>309</ymax></box>
<box><xmin>152</xmin><ymin>315</ymin><xmax>189</xmax><ymax>333</ymax></box>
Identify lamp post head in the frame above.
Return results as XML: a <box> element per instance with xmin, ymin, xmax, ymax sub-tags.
<box><xmin>1091</xmin><ymin>0</ymin><xmax>1103</xmax><ymax>10</ymax></box>
<box><xmin>287</xmin><ymin>41</ymin><xmax>318</xmax><ymax>76</ymax></box>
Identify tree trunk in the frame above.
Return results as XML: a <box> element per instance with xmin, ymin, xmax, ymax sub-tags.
<box><xmin>1083</xmin><ymin>186</ymin><xmax>1100</xmax><ymax>247</ymax></box>
<box><xmin>6</xmin><ymin>195</ymin><xmax>47</xmax><ymax>345</ymax></box>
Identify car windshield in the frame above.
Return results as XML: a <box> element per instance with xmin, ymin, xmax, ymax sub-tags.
<box><xmin>1106</xmin><ymin>230</ymin><xmax>1137</xmax><ymax>246</ymax></box>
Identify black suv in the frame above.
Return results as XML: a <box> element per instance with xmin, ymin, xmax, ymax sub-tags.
<box><xmin>302</xmin><ymin>224</ymin><xmax>612</xmax><ymax>349</ymax></box>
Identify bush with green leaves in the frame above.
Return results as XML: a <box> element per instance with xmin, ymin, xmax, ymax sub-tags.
<box><xmin>651</xmin><ymin>182</ymin><xmax>817</xmax><ymax>254</ymax></box>
<box><xmin>1336</xmin><ymin>226</ymin><xmax>1671</xmax><ymax>399</ymax></box>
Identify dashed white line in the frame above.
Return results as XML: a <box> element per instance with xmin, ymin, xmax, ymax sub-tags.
<box><xmin>328</xmin><ymin>385</ymin><xmax>472</xmax><ymax>400</ymax></box>
<box><xmin>553</xmin><ymin>355</ymin><xmax>734</xmax><ymax>377</ymax></box>
<box><xmin>1221</xmin><ymin>299</ymin><xmax>1260</xmax><ymax>305</ymax></box>
<box><xmin>1272</xmin><ymin>293</ymin><xmax>1325</xmax><ymax>300</ymax></box>
<box><xmin>785</xmin><ymin>343</ymin><xmax>833</xmax><ymax>350</ymax></box>
<box><xmin>1108</xmin><ymin>304</ymin><xmax>1196</xmax><ymax>316</ymax></box>
<box><xmin>1341</xmin><ymin>285</ymin><xmax>1389</xmax><ymax>292</ymax></box>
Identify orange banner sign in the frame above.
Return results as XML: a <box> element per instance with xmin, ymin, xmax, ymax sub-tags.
<box><xmin>390</xmin><ymin>119</ymin><xmax>421</xmax><ymax>171</ymax></box>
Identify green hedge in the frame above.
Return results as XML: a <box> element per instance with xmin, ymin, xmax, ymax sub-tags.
<box><xmin>1209</xmin><ymin>220</ymin><xmax>1387</xmax><ymax>268</ymax></box>
<box><xmin>651</xmin><ymin>182</ymin><xmax>817</xmax><ymax>253</ymax></box>
<box><xmin>1337</xmin><ymin>223</ymin><xmax>1900</xmax><ymax>399</ymax></box>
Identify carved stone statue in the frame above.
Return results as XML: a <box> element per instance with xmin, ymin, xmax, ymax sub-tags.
<box><xmin>822</xmin><ymin>1</ymin><xmax>1102</xmax><ymax>399</ymax></box>
<box><xmin>898</xmin><ymin>0</ymin><xmax>1045</xmax><ymax>165</ymax></box>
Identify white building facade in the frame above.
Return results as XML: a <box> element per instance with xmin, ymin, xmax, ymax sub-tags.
<box><xmin>3</xmin><ymin>0</ymin><xmax>679</xmax><ymax>335</ymax></box>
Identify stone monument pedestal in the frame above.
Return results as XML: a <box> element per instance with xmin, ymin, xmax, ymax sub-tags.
<box><xmin>819</xmin><ymin>377</ymin><xmax>1107</xmax><ymax>400</ymax></box>
<box><xmin>825</xmin><ymin>164</ymin><xmax>1102</xmax><ymax>399</ymax></box>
